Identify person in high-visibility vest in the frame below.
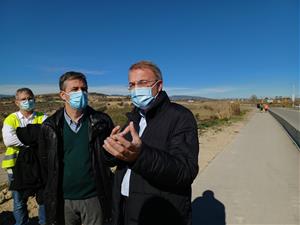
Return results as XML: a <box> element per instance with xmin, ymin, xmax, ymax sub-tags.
<box><xmin>2</xmin><ymin>87</ymin><xmax>47</xmax><ymax>225</ymax></box>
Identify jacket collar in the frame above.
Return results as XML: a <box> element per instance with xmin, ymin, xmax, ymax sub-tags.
<box><xmin>45</xmin><ymin>105</ymin><xmax>94</xmax><ymax>129</ymax></box>
<box><xmin>45</xmin><ymin>105</ymin><xmax>101</xmax><ymax>143</ymax></box>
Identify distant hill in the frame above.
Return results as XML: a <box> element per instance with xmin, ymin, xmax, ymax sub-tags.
<box><xmin>88</xmin><ymin>92</ymin><xmax>107</xmax><ymax>97</ymax></box>
<box><xmin>170</xmin><ymin>95</ymin><xmax>213</xmax><ymax>101</ymax></box>
<box><xmin>0</xmin><ymin>94</ymin><xmax>13</xmax><ymax>99</ymax></box>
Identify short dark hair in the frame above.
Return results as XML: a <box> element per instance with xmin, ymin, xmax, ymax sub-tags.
<box><xmin>129</xmin><ymin>61</ymin><xmax>162</xmax><ymax>80</ymax></box>
<box><xmin>15</xmin><ymin>88</ymin><xmax>34</xmax><ymax>100</ymax></box>
<box><xmin>59</xmin><ymin>71</ymin><xmax>88</xmax><ymax>91</ymax></box>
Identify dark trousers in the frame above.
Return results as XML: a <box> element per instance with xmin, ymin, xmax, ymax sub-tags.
<box><xmin>64</xmin><ymin>196</ymin><xmax>103</xmax><ymax>225</ymax></box>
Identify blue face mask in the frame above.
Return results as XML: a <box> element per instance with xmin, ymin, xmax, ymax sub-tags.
<box><xmin>19</xmin><ymin>99</ymin><xmax>35</xmax><ymax>111</ymax></box>
<box><xmin>67</xmin><ymin>90</ymin><xmax>88</xmax><ymax>110</ymax></box>
<box><xmin>130</xmin><ymin>82</ymin><xmax>158</xmax><ymax>110</ymax></box>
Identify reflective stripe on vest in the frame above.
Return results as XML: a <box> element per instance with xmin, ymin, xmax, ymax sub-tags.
<box><xmin>1</xmin><ymin>112</ymin><xmax>45</xmax><ymax>169</ymax></box>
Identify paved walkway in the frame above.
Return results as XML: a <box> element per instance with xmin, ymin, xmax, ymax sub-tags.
<box><xmin>192</xmin><ymin>112</ymin><xmax>300</xmax><ymax>224</ymax></box>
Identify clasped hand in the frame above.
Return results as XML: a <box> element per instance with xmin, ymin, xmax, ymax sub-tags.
<box><xmin>103</xmin><ymin>122</ymin><xmax>141</xmax><ymax>162</ymax></box>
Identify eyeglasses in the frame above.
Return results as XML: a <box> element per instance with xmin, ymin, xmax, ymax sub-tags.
<box><xmin>128</xmin><ymin>80</ymin><xmax>158</xmax><ymax>90</ymax></box>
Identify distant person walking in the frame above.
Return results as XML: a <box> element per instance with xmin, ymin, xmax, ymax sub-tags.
<box><xmin>256</xmin><ymin>103</ymin><xmax>261</xmax><ymax>110</ymax></box>
<box><xmin>103</xmin><ymin>61</ymin><xmax>199</xmax><ymax>225</ymax></box>
<box><xmin>259</xmin><ymin>103</ymin><xmax>264</xmax><ymax>112</ymax></box>
<box><xmin>1</xmin><ymin>88</ymin><xmax>47</xmax><ymax>225</ymax></box>
<box><xmin>264</xmin><ymin>104</ymin><xmax>269</xmax><ymax>112</ymax></box>
<box><xmin>39</xmin><ymin>71</ymin><xmax>114</xmax><ymax>225</ymax></box>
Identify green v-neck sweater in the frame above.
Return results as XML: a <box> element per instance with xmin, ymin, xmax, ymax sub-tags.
<box><xmin>62</xmin><ymin>118</ymin><xmax>97</xmax><ymax>199</ymax></box>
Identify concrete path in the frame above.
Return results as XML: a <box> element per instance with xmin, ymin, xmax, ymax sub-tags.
<box><xmin>192</xmin><ymin>112</ymin><xmax>300</xmax><ymax>224</ymax></box>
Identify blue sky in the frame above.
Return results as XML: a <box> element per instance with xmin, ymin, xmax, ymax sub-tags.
<box><xmin>0</xmin><ymin>0</ymin><xmax>298</xmax><ymax>98</ymax></box>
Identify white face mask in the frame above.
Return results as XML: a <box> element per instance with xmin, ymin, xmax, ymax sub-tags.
<box><xmin>65</xmin><ymin>90</ymin><xmax>88</xmax><ymax>110</ymax></box>
<box><xmin>19</xmin><ymin>99</ymin><xmax>35</xmax><ymax>111</ymax></box>
<box><xmin>130</xmin><ymin>81</ymin><xmax>159</xmax><ymax>110</ymax></box>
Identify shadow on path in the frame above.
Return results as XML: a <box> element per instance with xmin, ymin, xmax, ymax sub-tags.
<box><xmin>192</xmin><ymin>190</ymin><xmax>226</xmax><ymax>225</ymax></box>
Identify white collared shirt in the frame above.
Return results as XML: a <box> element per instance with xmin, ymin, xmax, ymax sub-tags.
<box><xmin>64</xmin><ymin>110</ymin><xmax>84</xmax><ymax>133</ymax></box>
<box><xmin>121</xmin><ymin>114</ymin><xmax>147</xmax><ymax>196</ymax></box>
<box><xmin>2</xmin><ymin>111</ymin><xmax>47</xmax><ymax>147</ymax></box>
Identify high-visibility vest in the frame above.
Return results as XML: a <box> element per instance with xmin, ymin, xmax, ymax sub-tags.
<box><xmin>1</xmin><ymin>112</ymin><xmax>45</xmax><ymax>169</ymax></box>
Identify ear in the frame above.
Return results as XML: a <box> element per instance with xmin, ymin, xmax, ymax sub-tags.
<box><xmin>15</xmin><ymin>99</ymin><xmax>20</xmax><ymax>108</ymax></box>
<box><xmin>60</xmin><ymin>91</ymin><xmax>67</xmax><ymax>101</ymax></box>
<box><xmin>158</xmin><ymin>80</ymin><xmax>163</xmax><ymax>92</ymax></box>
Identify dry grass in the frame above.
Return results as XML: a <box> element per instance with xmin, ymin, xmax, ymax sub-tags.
<box><xmin>177</xmin><ymin>100</ymin><xmax>241</xmax><ymax>120</ymax></box>
<box><xmin>176</xmin><ymin>100</ymin><xmax>247</xmax><ymax>132</ymax></box>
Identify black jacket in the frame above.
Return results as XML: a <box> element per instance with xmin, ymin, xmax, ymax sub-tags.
<box><xmin>10</xmin><ymin>124</ymin><xmax>43</xmax><ymax>203</ymax></box>
<box><xmin>39</xmin><ymin>106</ymin><xmax>114</xmax><ymax>225</ymax></box>
<box><xmin>110</xmin><ymin>91</ymin><xmax>199</xmax><ymax>225</ymax></box>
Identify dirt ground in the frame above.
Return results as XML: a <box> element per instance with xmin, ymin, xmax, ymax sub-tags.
<box><xmin>0</xmin><ymin>109</ymin><xmax>254</xmax><ymax>225</ymax></box>
<box><xmin>198</xmin><ymin>109</ymin><xmax>254</xmax><ymax>173</ymax></box>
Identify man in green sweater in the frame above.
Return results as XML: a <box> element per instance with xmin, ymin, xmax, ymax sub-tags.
<box><xmin>39</xmin><ymin>71</ymin><xmax>114</xmax><ymax>225</ymax></box>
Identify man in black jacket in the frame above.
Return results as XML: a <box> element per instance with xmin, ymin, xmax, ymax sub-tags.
<box><xmin>103</xmin><ymin>61</ymin><xmax>199</xmax><ymax>225</ymax></box>
<box><xmin>39</xmin><ymin>71</ymin><xmax>114</xmax><ymax>225</ymax></box>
